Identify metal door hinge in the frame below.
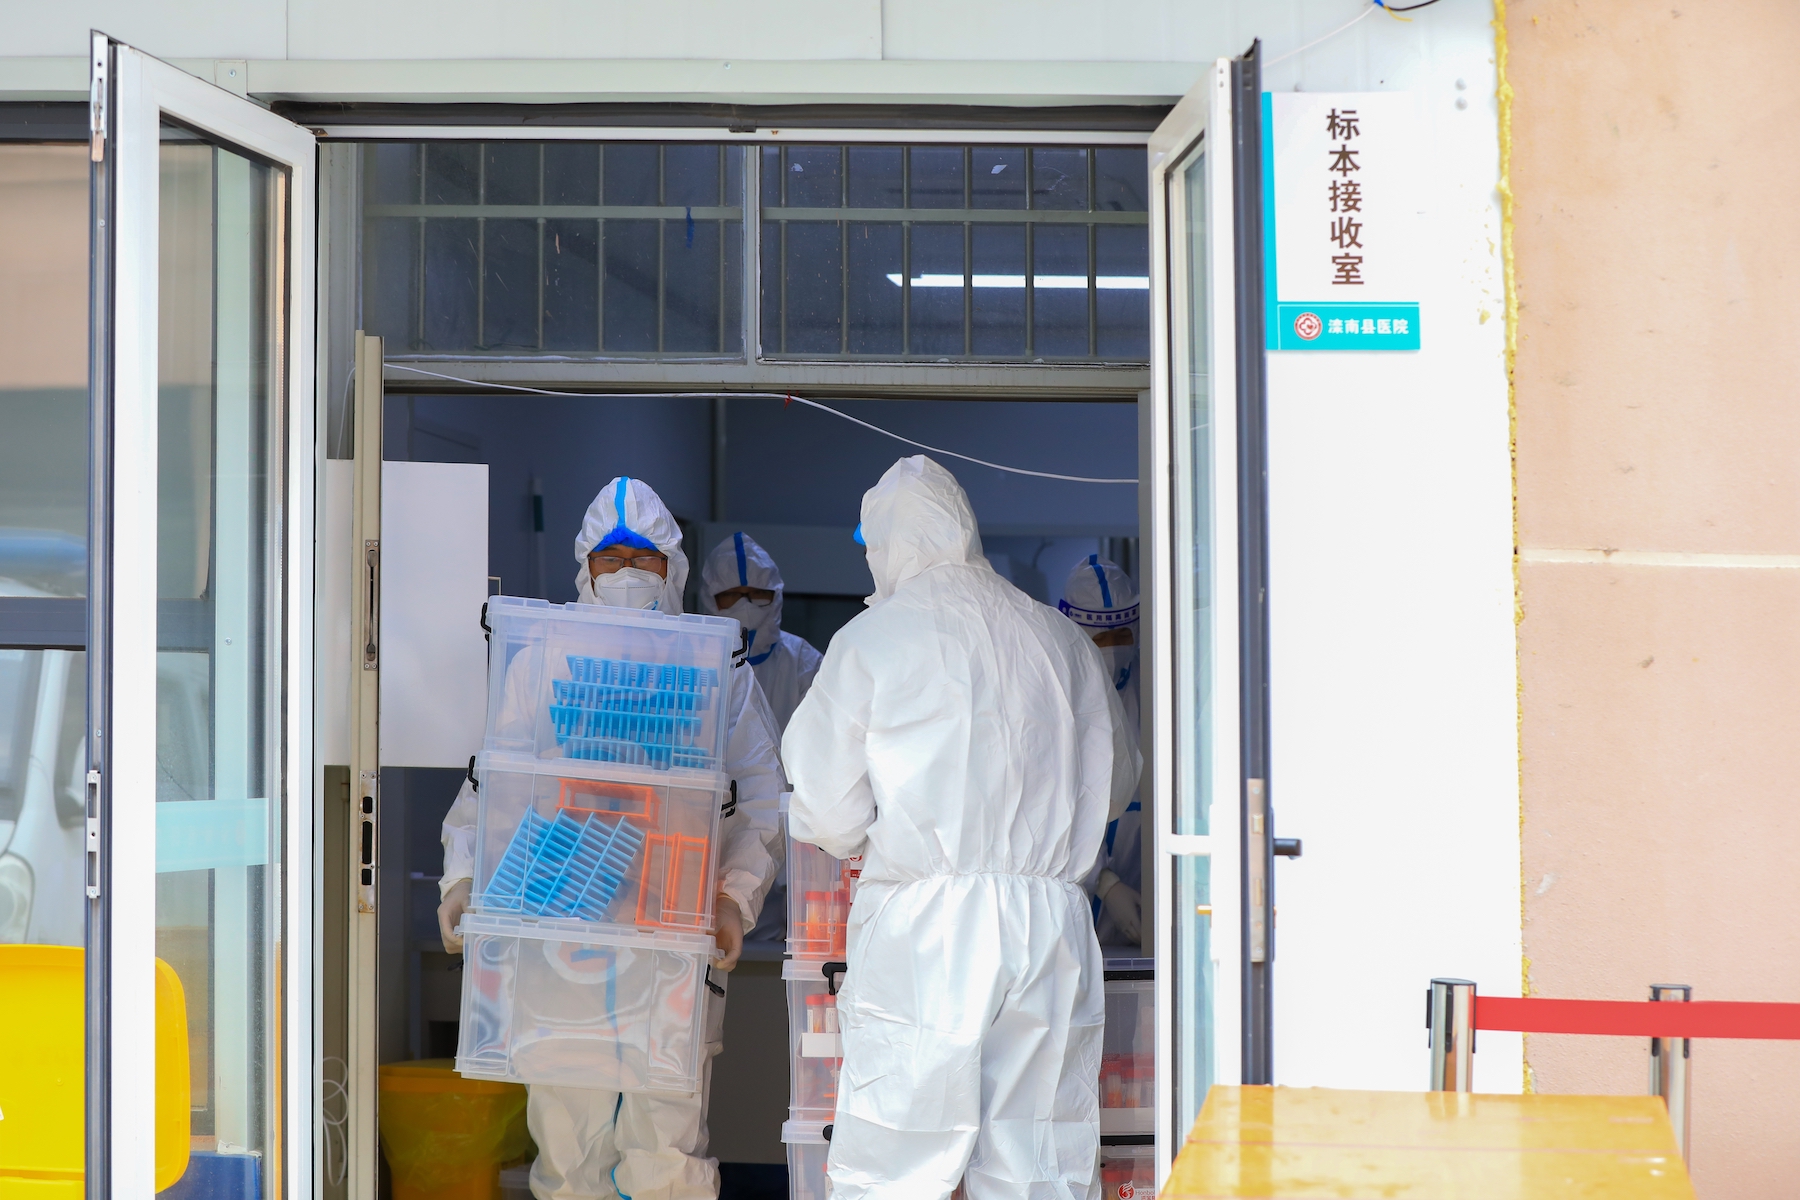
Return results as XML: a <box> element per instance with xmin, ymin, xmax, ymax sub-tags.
<box><xmin>356</xmin><ymin>770</ymin><xmax>378</xmax><ymax>913</ymax></box>
<box><xmin>1247</xmin><ymin>780</ymin><xmax>1267</xmax><ymax>963</ymax></box>
<box><xmin>84</xmin><ymin>816</ymin><xmax>101</xmax><ymax>899</ymax></box>
<box><xmin>88</xmin><ymin>33</ymin><xmax>107</xmax><ymax>163</ymax></box>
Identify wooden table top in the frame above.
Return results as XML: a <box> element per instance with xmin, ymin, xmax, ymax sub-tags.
<box><xmin>1163</xmin><ymin>1086</ymin><xmax>1694</xmax><ymax>1199</ymax></box>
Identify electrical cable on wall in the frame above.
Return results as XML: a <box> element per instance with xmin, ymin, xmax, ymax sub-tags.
<box><xmin>383</xmin><ymin>363</ymin><xmax>1139</xmax><ymax>485</ymax></box>
<box><xmin>1266</xmin><ymin>0</ymin><xmax>1442</xmax><ymax>68</ymax></box>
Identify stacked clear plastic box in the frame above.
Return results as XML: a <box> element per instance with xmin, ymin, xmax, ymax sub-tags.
<box><xmin>785</xmin><ymin>836</ymin><xmax>861</xmax><ymax>960</ymax></box>
<box><xmin>782</xmin><ymin>822</ymin><xmax>863</xmax><ymax>1196</ymax></box>
<box><xmin>1098</xmin><ymin>1142</ymin><xmax>1155</xmax><ymax>1200</ymax></box>
<box><xmin>781</xmin><ymin>1120</ymin><xmax>830</xmax><ymax>1200</ymax></box>
<box><xmin>456</xmin><ymin>597</ymin><xmax>738</xmax><ymax>1094</ymax></box>
<box><xmin>1100</xmin><ymin>960</ymin><xmax>1154</xmax><ymax>1135</ymax></box>
<box><xmin>784</xmin><ymin>959</ymin><xmax>844</xmax><ymax>1120</ymax></box>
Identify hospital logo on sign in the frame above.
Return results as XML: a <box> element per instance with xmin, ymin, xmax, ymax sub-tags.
<box><xmin>1293</xmin><ymin>311</ymin><xmax>1323</xmax><ymax>341</ymax></box>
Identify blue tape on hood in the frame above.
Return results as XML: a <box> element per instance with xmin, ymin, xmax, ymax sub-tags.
<box><xmin>591</xmin><ymin>476</ymin><xmax>658</xmax><ymax>552</ymax></box>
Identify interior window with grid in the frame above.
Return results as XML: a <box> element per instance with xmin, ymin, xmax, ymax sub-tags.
<box><xmin>759</xmin><ymin>145</ymin><xmax>1149</xmax><ymax>362</ymax></box>
<box><xmin>362</xmin><ymin>142</ymin><xmax>745</xmax><ymax>356</ymax></box>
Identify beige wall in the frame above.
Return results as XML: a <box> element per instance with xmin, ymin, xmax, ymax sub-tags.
<box><xmin>1509</xmin><ymin>1</ymin><xmax>1800</xmax><ymax>1195</ymax></box>
<box><xmin>0</xmin><ymin>144</ymin><xmax>87</xmax><ymax>390</ymax></box>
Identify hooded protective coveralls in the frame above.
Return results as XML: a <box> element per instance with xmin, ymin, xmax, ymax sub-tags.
<box><xmin>1059</xmin><ymin>556</ymin><xmax>1143</xmax><ymax>946</ymax></box>
<box><xmin>438</xmin><ymin>477</ymin><xmax>787</xmax><ymax>1200</ymax></box>
<box><xmin>697</xmin><ymin>531</ymin><xmax>823</xmax><ymax>733</ymax></box>
<box><xmin>783</xmin><ymin>456</ymin><xmax>1140</xmax><ymax>1200</ymax></box>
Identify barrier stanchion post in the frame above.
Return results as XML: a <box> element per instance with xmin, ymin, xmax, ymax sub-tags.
<box><xmin>1649</xmin><ymin>984</ymin><xmax>1692</xmax><ymax>1160</ymax></box>
<box><xmin>1428</xmin><ymin>978</ymin><xmax>1477</xmax><ymax>1092</ymax></box>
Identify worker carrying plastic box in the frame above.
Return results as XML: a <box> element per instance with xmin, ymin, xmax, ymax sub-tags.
<box><xmin>782</xmin><ymin>457</ymin><xmax>1140</xmax><ymax>1200</ymax></box>
<box><xmin>437</xmin><ymin>476</ymin><xmax>787</xmax><ymax>1200</ymax></box>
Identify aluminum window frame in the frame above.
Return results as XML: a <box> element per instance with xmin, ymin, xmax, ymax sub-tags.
<box><xmin>339</xmin><ymin>124</ymin><xmax>1153</xmax><ymax>388</ymax></box>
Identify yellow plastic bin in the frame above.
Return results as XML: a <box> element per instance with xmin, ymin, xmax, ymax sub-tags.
<box><xmin>377</xmin><ymin>1060</ymin><xmax>533</xmax><ymax>1200</ymax></box>
<box><xmin>0</xmin><ymin>946</ymin><xmax>191</xmax><ymax>1198</ymax></box>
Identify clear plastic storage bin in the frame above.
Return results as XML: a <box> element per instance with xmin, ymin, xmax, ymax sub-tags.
<box><xmin>1099</xmin><ymin>1142</ymin><xmax>1155</xmax><ymax>1200</ymax></box>
<box><xmin>483</xmin><ymin>596</ymin><xmax>738</xmax><ymax>772</ymax></box>
<box><xmin>1100</xmin><ymin>964</ymin><xmax>1153</xmax><ymax>1136</ymax></box>
<box><xmin>474</xmin><ymin>751</ymin><xmax>726</xmax><ymax>935</ymax></box>
<box><xmin>455</xmin><ymin>912</ymin><xmax>713</xmax><ymax>1094</ymax></box>
<box><xmin>786</xmin><ymin>836</ymin><xmax>861</xmax><ymax>960</ymax></box>
<box><xmin>782</xmin><ymin>1120</ymin><xmax>829</xmax><ymax>1200</ymax></box>
<box><xmin>784</xmin><ymin>959</ymin><xmax>845</xmax><ymax>1120</ymax></box>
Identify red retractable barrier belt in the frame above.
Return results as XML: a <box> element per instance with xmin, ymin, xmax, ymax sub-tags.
<box><xmin>1476</xmin><ymin>996</ymin><xmax>1800</xmax><ymax>1040</ymax></box>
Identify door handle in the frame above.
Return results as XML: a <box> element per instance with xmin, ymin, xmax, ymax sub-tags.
<box><xmin>1273</xmin><ymin>838</ymin><xmax>1302</xmax><ymax>858</ymax></box>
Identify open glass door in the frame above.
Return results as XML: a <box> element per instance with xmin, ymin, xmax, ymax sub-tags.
<box><xmin>1148</xmin><ymin>44</ymin><xmax>1269</xmax><ymax>1180</ymax></box>
<box><xmin>88</xmin><ymin>33</ymin><xmax>316</xmax><ymax>1199</ymax></box>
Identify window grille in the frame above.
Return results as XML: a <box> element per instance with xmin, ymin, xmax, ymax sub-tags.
<box><xmin>362</xmin><ymin>142</ymin><xmax>745</xmax><ymax>356</ymax></box>
<box><xmin>758</xmin><ymin>145</ymin><xmax>1148</xmax><ymax>361</ymax></box>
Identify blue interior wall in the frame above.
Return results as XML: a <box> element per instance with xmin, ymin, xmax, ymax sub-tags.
<box><xmin>720</xmin><ymin>396</ymin><xmax>1137</xmax><ymax>533</ymax></box>
<box><xmin>384</xmin><ymin>392</ymin><xmax>1137</xmax><ymax>607</ymax></box>
<box><xmin>384</xmin><ymin>393</ymin><xmax>713</xmax><ymax>602</ymax></box>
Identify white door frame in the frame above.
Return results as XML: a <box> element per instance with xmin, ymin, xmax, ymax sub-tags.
<box><xmin>1147</xmin><ymin>57</ymin><xmax>1242</xmax><ymax>1182</ymax></box>
<box><xmin>92</xmin><ymin>32</ymin><xmax>316</xmax><ymax>1198</ymax></box>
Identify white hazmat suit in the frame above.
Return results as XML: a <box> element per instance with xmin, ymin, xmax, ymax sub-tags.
<box><xmin>1060</xmin><ymin>556</ymin><xmax>1144</xmax><ymax>947</ymax></box>
<box><xmin>697</xmin><ymin>531</ymin><xmax>823</xmax><ymax>733</ymax></box>
<box><xmin>438</xmin><ymin>477</ymin><xmax>786</xmax><ymax>1200</ymax></box>
<box><xmin>783</xmin><ymin>456</ymin><xmax>1140</xmax><ymax>1200</ymax></box>
<box><xmin>698</xmin><ymin>531</ymin><xmax>823</xmax><ymax>945</ymax></box>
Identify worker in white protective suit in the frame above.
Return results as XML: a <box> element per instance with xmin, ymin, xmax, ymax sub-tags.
<box><xmin>698</xmin><ymin>531</ymin><xmax>823</xmax><ymax>947</ymax></box>
<box><xmin>436</xmin><ymin>476</ymin><xmax>787</xmax><ymax>1200</ymax></box>
<box><xmin>1060</xmin><ymin>556</ymin><xmax>1144</xmax><ymax>947</ymax></box>
<box><xmin>697</xmin><ymin>531</ymin><xmax>823</xmax><ymax>733</ymax></box>
<box><xmin>783</xmin><ymin>456</ymin><xmax>1140</xmax><ymax>1200</ymax></box>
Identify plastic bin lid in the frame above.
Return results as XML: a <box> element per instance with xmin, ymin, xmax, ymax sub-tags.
<box><xmin>378</xmin><ymin>1059</ymin><xmax>525</xmax><ymax>1096</ymax></box>
<box><xmin>475</xmin><ymin>747</ymin><xmax>728</xmax><ymax>791</ymax></box>
<box><xmin>1103</xmin><ymin>956</ymin><xmax>1154</xmax><ymax>981</ymax></box>
<box><xmin>782</xmin><ymin>958</ymin><xmax>847</xmax><ymax>982</ymax></box>
<box><xmin>781</xmin><ymin>1119</ymin><xmax>830</xmax><ymax>1145</ymax></box>
<box><xmin>460</xmin><ymin>910</ymin><xmax>717</xmax><ymax>957</ymax></box>
<box><xmin>487</xmin><ymin>594</ymin><xmax>738</xmax><ymax>639</ymax></box>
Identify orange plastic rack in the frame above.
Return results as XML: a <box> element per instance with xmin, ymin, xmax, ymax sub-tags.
<box><xmin>557</xmin><ymin>777</ymin><xmax>661</xmax><ymax>827</ymax></box>
<box><xmin>636</xmin><ymin>833</ymin><xmax>710</xmax><ymax>930</ymax></box>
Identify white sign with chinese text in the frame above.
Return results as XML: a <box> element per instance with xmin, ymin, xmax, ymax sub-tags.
<box><xmin>1264</xmin><ymin>91</ymin><xmax>1423</xmax><ymax>351</ymax></box>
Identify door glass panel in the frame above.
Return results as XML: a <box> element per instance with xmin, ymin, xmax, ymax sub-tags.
<box><xmin>1175</xmin><ymin>854</ymin><xmax>1214</xmax><ymax>1135</ymax></box>
<box><xmin>1169</xmin><ymin>143</ymin><xmax>1217</xmax><ymax>1126</ymax></box>
<box><xmin>0</xmin><ymin>142</ymin><xmax>91</xmax><ymax>948</ymax></box>
<box><xmin>1172</xmin><ymin>148</ymin><xmax>1213</xmax><ymax>840</ymax></box>
<box><xmin>155</xmin><ymin>124</ymin><xmax>286</xmax><ymax>1169</ymax></box>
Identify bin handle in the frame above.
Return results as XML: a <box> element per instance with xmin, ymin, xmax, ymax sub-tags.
<box><xmin>823</xmin><ymin>961</ymin><xmax>847</xmax><ymax>996</ymax></box>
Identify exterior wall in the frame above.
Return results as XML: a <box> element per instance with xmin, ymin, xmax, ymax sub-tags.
<box><xmin>1508</xmin><ymin>1</ymin><xmax>1800</xmax><ymax>1195</ymax></box>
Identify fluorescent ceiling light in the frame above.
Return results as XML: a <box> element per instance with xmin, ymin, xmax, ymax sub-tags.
<box><xmin>885</xmin><ymin>273</ymin><xmax>1148</xmax><ymax>290</ymax></box>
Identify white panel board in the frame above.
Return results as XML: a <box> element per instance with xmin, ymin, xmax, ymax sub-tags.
<box><xmin>320</xmin><ymin>459</ymin><xmax>352</xmax><ymax>765</ymax></box>
<box><xmin>379</xmin><ymin>461</ymin><xmax>489</xmax><ymax>768</ymax></box>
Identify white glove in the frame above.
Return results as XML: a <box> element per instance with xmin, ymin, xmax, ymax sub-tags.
<box><xmin>1098</xmin><ymin>872</ymin><xmax>1142</xmax><ymax>944</ymax></box>
<box><xmin>438</xmin><ymin>879</ymin><xmax>472</xmax><ymax>954</ymax></box>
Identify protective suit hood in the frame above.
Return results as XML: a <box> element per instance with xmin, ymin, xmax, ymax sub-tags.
<box><xmin>699</xmin><ymin>531</ymin><xmax>785</xmax><ymax>665</ymax></box>
<box><xmin>1060</xmin><ymin>554</ymin><xmax>1140</xmax><ymax>694</ymax></box>
<box><xmin>858</xmin><ymin>455</ymin><xmax>987</xmax><ymax>604</ymax></box>
<box><xmin>572</xmin><ymin>476</ymin><xmax>689</xmax><ymax>614</ymax></box>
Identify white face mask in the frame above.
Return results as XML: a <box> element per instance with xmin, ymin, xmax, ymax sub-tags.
<box><xmin>1099</xmin><ymin>644</ymin><xmax>1138</xmax><ymax>693</ymax></box>
<box><xmin>590</xmin><ymin>566</ymin><xmax>666</xmax><ymax>610</ymax></box>
<box><xmin>721</xmin><ymin>597</ymin><xmax>782</xmax><ymax>661</ymax></box>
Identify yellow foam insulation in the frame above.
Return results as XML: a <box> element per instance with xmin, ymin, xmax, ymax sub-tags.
<box><xmin>1492</xmin><ymin>0</ymin><xmax>1533</xmax><ymax>1093</ymax></box>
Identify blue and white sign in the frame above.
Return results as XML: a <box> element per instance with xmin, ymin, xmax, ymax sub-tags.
<box><xmin>1263</xmin><ymin>91</ymin><xmax>1422</xmax><ymax>352</ymax></box>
